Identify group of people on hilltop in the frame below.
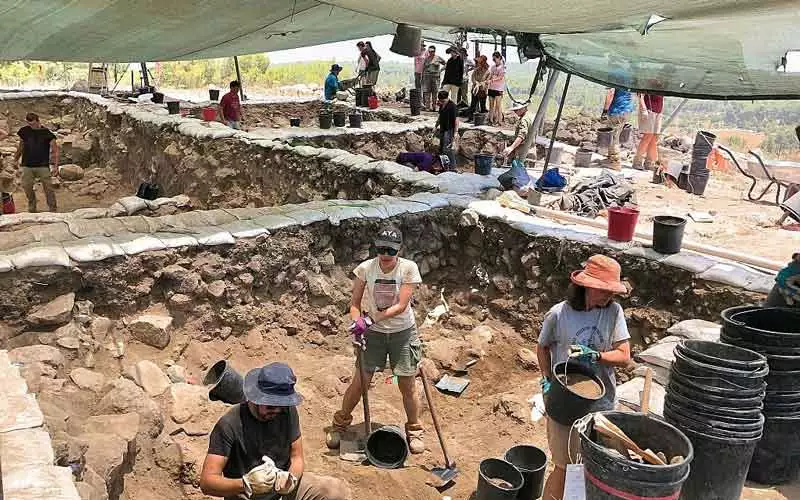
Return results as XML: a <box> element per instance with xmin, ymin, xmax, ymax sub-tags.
<box><xmin>414</xmin><ymin>43</ymin><xmax>507</xmax><ymax>125</ymax></box>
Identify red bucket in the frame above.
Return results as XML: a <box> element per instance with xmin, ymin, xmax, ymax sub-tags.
<box><xmin>202</xmin><ymin>107</ymin><xmax>217</xmax><ymax>121</ymax></box>
<box><xmin>367</xmin><ymin>95</ymin><xmax>379</xmax><ymax>109</ymax></box>
<box><xmin>607</xmin><ymin>206</ymin><xmax>640</xmax><ymax>242</ymax></box>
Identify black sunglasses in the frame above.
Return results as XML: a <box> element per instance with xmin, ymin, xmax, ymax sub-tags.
<box><xmin>376</xmin><ymin>246</ymin><xmax>398</xmax><ymax>256</ymax></box>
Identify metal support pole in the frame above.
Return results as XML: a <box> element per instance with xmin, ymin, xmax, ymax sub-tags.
<box><xmin>501</xmin><ymin>35</ymin><xmax>507</xmax><ymax>60</ymax></box>
<box><xmin>518</xmin><ymin>68</ymin><xmax>561</xmax><ymax>160</ymax></box>
<box><xmin>234</xmin><ymin>56</ymin><xmax>244</xmax><ymax>100</ymax></box>
<box><xmin>474</xmin><ymin>40</ymin><xmax>479</xmax><ymax>58</ymax></box>
<box><xmin>140</xmin><ymin>62</ymin><xmax>149</xmax><ymax>88</ymax></box>
<box><xmin>542</xmin><ymin>73</ymin><xmax>572</xmax><ymax>172</ymax></box>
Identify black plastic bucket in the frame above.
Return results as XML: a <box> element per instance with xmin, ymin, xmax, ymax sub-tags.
<box><xmin>652</xmin><ymin>215</ymin><xmax>687</xmax><ymax>254</ymax></box>
<box><xmin>167</xmin><ymin>101</ymin><xmax>180</xmax><ymax>114</ymax></box>
<box><xmin>722</xmin><ymin>330</ymin><xmax>800</xmax><ymax>359</ymax></box>
<box><xmin>674</xmin><ymin>424</ymin><xmax>760</xmax><ymax>500</ymax></box>
<box><xmin>580</xmin><ymin>412</ymin><xmax>693</xmax><ymax>499</ymax></box>
<box><xmin>664</xmin><ymin>400</ymin><xmax>765</xmax><ymax>433</ymax></box>
<box><xmin>319</xmin><ymin>113</ymin><xmax>333</xmax><ymax>129</ymax></box>
<box><xmin>687</xmin><ymin>171</ymin><xmax>710</xmax><ymax>196</ymax></box>
<box><xmin>727</xmin><ymin>307</ymin><xmax>800</xmax><ymax>348</ymax></box>
<box><xmin>665</xmin><ymin>392</ymin><xmax>764</xmax><ymax>420</ymax></box>
<box><xmin>475</xmin><ymin>154</ymin><xmax>495</xmax><ymax>175</ymax></box>
<box><xmin>349</xmin><ymin>113</ymin><xmax>362</xmax><ymax>128</ymax></box>
<box><xmin>209</xmin><ymin>89</ymin><xmax>220</xmax><ymax>101</ymax></box>
<box><xmin>677</xmin><ymin>340</ymin><xmax>767</xmax><ymax>372</ymax></box>
<box><xmin>333</xmin><ymin>112</ymin><xmax>346</xmax><ymax>127</ymax></box>
<box><xmin>152</xmin><ymin>92</ymin><xmax>164</xmax><ymax>103</ymax></box>
<box><xmin>596</xmin><ymin>127</ymin><xmax>612</xmax><ymax>150</ymax></box>
<box><xmin>504</xmin><ymin>445</ymin><xmax>546</xmax><ymax>500</ymax></box>
<box><xmin>765</xmin><ymin>391</ymin><xmax>800</xmax><ymax>405</ymax></box>
<box><xmin>544</xmin><ymin>361</ymin><xmax>606</xmax><ymax>426</ymax></box>
<box><xmin>365</xmin><ymin>425</ymin><xmax>408</xmax><ymax>469</ymax></box>
<box><xmin>667</xmin><ymin>377</ymin><xmax>764</xmax><ymax>409</ymax></box>
<box><xmin>289</xmin><ymin>117</ymin><xmax>301</xmax><ymax>127</ymax></box>
<box><xmin>473</xmin><ymin>112</ymin><xmax>488</xmax><ymax>126</ymax></box>
<box><xmin>203</xmin><ymin>360</ymin><xmax>244</xmax><ymax>404</ymax></box>
<box><xmin>476</xmin><ymin>458</ymin><xmax>524</xmax><ymax>500</ymax></box>
<box><xmin>670</xmin><ymin>363</ymin><xmax>767</xmax><ymax>399</ymax></box>
<box><xmin>766</xmin><ymin>369</ymin><xmax>800</xmax><ymax>392</ymax></box>
<box><xmin>673</xmin><ymin>348</ymin><xmax>769</xmax><ymax>391</ymax></box>
<box><xmin>749</xmin><ymin>415</ymin><xmax>800</xmax><ymax>484</ymax></box>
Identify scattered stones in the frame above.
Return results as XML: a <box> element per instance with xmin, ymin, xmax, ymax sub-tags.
<box><xmin>169</xmin><ymin>383</ymin><xmax>209</xmax><ymax>424</ymax></box>
<box><xmin>168</xmin><ymin>293</ymin><xmax>193</xmax><ymax>309</ymax></box>
<box><xmin>82</xmin><ymin>432</ymin><xmax>134</xmax><ymax>500</ymax></box>
<box><xmin>59</xmin><ymin>163</ymin><xmax>85</xmax><ymax>181</ymax></box>
<box><xmin>95</xmin><ymin>377</ymin><xmax>163</xmax><ymax>438</ymax></box>
<box><xmin>9</xmin><ymin>344</ymin><xmax>65</xmax><ymax>369</ymax></box>
<box><xmin>126</xmin><ymin>313</ymin><xmax>173</xmax><ymax>349</ymax></box>
<box><xmin>70</xmin><ymin>367</ymin><xmax>106</xmax><ymax>392</ymax></box>
<box><xmin>466</xmin><ymin>325</ymin><xmax>496</xmax><ymax>348</ymax></box>
<box><xmin>517</xmin><ymin>348</ymin><xmax>538</xmax><ymax>370</ymax></box>
<box><xmin>491</xmin><ymin>274</ymin><xmax>514</xmax><ymax>293</ymax></box>
<box><xmin>131</xmin><ymin>360</ymin><xmax>171</xmax><ymax>396</ymax></box>
<box><xmin>166</xmin><ymin>365</ymin><xmax>187</xmax><ymax>383</ymax></box>
<box><xmin>158</xmin><ymin>264</ymin><xmax>202</xmax><ymax>295</ymax></box>
<box><xmin>207</xmin><ymin>280</ymin><xmax>226</xmax><ymax>298</ymax></box>
<box><xmin>494</xmin><ymin>392</ymin><xmax>529</xmax><ymax>423</ymax></box>
<box><xmin>56</xmin><ymin>336</ymin><xmax>81</xmax><ymax>359</ymax></box>
<box><xmin>90</xmin><ymin>317</ymin><xmax>113</xmax><ymax>339</ymax></box>
<box><xmin>26</xmin><ymin>292</ymin><xmax>75</xmax><ymax>327</ymax></box>
<box><xmin>55</xmin><ymin>321</ymin><xmax>84</xmax><ymax>339</ymax></box>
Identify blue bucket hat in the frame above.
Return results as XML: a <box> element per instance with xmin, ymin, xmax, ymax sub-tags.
<box><xmin>243</xmin><ymin>362</ymin><xmax>304</xmax><ymax>407</ymax></box>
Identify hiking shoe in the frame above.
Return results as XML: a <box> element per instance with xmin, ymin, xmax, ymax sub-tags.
<box><xmin>406</xmin><ymin>423</ymin><xmax>425</xmax><ymax>454</ymax></box>
<box><xmin>326</xmin><ymin>410</ymin><xmax>353</xmax><ymax>449</ymax></box>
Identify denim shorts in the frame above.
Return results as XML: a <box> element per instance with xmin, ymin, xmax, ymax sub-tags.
<box><xmin>362</xmin><ymin>325</ymin><xmax>422</xmax><ymax>377</ymax></box>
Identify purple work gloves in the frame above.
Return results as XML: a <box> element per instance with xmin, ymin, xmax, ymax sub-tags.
<box><xmin>348</xmin><ymin>315</ymin><xmax>373</xmax><ymax>350</ymax></box>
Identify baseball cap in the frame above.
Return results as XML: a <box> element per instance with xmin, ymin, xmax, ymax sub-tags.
<box><xmin>374</xmin><ymin>225</ymin><xmax>403</xmax><ymax>251</ymax></box>
<box><xmin>330</xmin><ymin>64</ymin><xmax>342</xmax><ymax>72</ymax></box>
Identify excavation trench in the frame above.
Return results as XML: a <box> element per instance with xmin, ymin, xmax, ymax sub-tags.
<box><xmin>0</xmin><ymin>93</ymin><xmax>769</xmax><ymax>500</ymax></box>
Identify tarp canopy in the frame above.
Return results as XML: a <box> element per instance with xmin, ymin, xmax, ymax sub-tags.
<box><xmin>0</xmin><ymin>0</ymin><xmax>797</xmax><ymax>99</ymax></box>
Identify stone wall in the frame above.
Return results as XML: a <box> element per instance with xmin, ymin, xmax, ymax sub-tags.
<box><xmin>0</xmin><ymin>350</ymin><xmax>81</xmax><ymax>500</ymax></box>
<box><xmin>0</xmin><ymin>197</ymin><xmax>768</xmax><ymax>342</ymax></box>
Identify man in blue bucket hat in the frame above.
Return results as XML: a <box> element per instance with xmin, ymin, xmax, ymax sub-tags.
<box><xmin>200</xmin><ymin>362</ymin><xmax>350</xmax><ymax>500</ymax></box>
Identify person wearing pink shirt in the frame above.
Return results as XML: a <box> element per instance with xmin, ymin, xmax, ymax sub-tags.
<box><xmin>488</xmin><ymin>52</ymin><xmax>506</xmax><ymax>126</ymax></box>
<box><xmin>413</xmin><ymin>41</ymin><xmax>426</xmax><ymax>90</ymax></box>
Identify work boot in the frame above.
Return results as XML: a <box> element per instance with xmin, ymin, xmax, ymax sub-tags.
<box><xmin>405</xmin><ymin>423</ymin><xmax>425</xmax><ymax>454</ymax></box>
<box><xmin>643</xmin><ymin>159</ymin><xmax>655</xmax><ymax>171</ymax></box>
<box><xmin>325</xmin><ymin>410</ymin><xmax>353</xmax><ymax>449</ymax></box>
<box><xmin>631</xmin><ymin>156</ymin><xmax>644</xmax><ymax>170</ymax></box>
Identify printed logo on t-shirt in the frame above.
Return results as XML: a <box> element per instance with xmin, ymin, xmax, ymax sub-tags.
<box><xmin>570</xmin><ymin>325</ymin><xmax>606</xmax><ymax>352</ymax></box>
<box><xmin>373</xmin><ymin>278</ymin><xmax>398</xmax><ymax>311</ymax></box>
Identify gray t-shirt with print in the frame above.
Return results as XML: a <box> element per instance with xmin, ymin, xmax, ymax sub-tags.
<box><xmin>538</xmin><ymin>301</ymin><xmax>630</xmax><ymax>409</ymax></box>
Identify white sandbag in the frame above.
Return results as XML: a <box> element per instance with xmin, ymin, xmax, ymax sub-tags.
<box><xmin>251</xmin><ymin>215</ymin><xmax>297</xmax><ymax>231</ymax></box>
<box><xmin>10</xmin><ymin>246</ymin><xmax>71</xmax><ymax>269</ymax></box>
<box><xmin>635</xmin><ymin>336</ymin><xmax>681</xmax><ymax>370</ymax></box>
<box><xmin>117</xmin><ymin>235</ymin><xmax>167</xmax><ymax>255</ymax></box>
<box><xmin>63</xmin><ymin>240</ymin><xmax>124</xmax><ymax>263</ymax></box>
<box><xmin>283</xmin><ymin>209</ymin><xmax>328</xmax><ymax>226</ymax></box>
<box><xmin>615</xmin><ymin>376</ymin><xmax>667</xmax><ymax>417</ymax></box>
<box><xmin>666</xmin><ymin>319</ymin><xmax>721</xmax><ymax>342</ymax></box>
<box><xmin>117</xmin><ymin>196</ymin><xmax>149</xmax><ymax>215</ymax></box>
<box><xmin>219</xmin><ymin>221</ymin><xmax>269</xmax><ymax>239</ymax></box>
<box><xmin>632</xmin><ymin>364</ymin><xmax>671</xmax><ymax>386</ymax></box>
<box><xmin>195</xmin><ymin>228</ymin><xmax>236</xmax><ymax>246</ymax></box>
<box><xmin>152</xmin><ymin>233</ymin><xmax>199</xmax><ymax>249</ymax></box>
<box><xmin>0</xmin><ymin>255</ymin><xmax>13</xmax><ymax>272</ymax></box>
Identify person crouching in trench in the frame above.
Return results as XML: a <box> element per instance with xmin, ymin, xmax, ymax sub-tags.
<box><xmin>536</xmin><ymin>255</ymin><xmax>632</xmax><ymax>500</ymax></box>
<box><xmin>326</xmin><ymin>224</ymin><xmax>426</xmax><ymax>454</ymax></box>
<box><xmin>199</xmin><ymin>362</ymin><xmax>351</xmax><ymax>500</ymax></box>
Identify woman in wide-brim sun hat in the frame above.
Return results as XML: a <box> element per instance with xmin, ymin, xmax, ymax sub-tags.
<box><xmin>536</xmin><ymin>254</ymin><xmax>632</xmax><ymax>500</ymax></box>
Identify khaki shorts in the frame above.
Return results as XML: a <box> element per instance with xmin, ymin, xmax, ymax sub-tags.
<box><xmin>363</xmin><ymin>325</ymin><xmax>422</xmax><ymax>377</ymax></box>
<box><xmin>546</xmin><ymin>417</ymin><xmax>580</xmax><ymax>468</ymax></box>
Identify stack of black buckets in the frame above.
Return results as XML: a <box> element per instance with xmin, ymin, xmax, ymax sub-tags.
<box><xmin>664</xmin><ymin>339</ymin><xmax>767</xmax><ymax>499</ymax></box>
<box><xmin>687</xmin><ymin>130</ymin><xmax>715</xmax><ymax>196</ymax></box>
<box><xmin>409</xmin><ymin>88</ymin><xmax>421</xmax><ymax>116</ymax></box>
<box><xmin>721</xmin><ymin>305</ymin><xmax>800</xmax><ymax>484</ymax></box>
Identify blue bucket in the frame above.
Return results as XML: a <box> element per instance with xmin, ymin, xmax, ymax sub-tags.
<box><xmin>475</xmin><ymin>154</ymin><xmax>495</xmax><ymax>175</ymax></box>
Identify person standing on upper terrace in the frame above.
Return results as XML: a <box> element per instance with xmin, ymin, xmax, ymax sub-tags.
<box><xmin>14</xmin><ymin>112</ymin><xmax>58</xmax><ymax>213</ymax></box>
<box><xmin>219</xmin><ymin>80</ymin><xmax>243</xmax><ymax>130</ymax></box>
<box><xmin>434</xmin><ymin>90</ymin><xmax>458</xmax><ymax>171</ymax></box>
<box><xmin>601</xmin><ymin>61</ymin><xmax>634</xmax><ymax>171</ymax></box>
<box><xmin>324</xmin><ymin>64</ymin><xmax>343</xmax><ymax>101</ymax></box>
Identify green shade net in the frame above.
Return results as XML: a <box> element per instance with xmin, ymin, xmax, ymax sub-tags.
<box><xmin>0</xmin><ymin>0</ymin><xmax>797</xmax><ymax>99</ymax></box>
